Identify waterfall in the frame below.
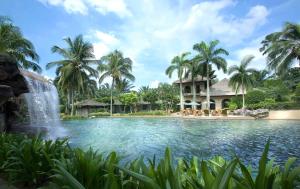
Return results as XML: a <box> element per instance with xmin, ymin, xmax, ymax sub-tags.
<box><xmin>24</xmin><ymin>76</ymin><xmax>65</xmax><ymax>138</ymax></box>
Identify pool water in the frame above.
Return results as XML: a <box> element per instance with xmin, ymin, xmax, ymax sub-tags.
<box><xmin>62</xmin><ymin>118</ymin><xmax>300</xmax><ymax>166</ymax></box>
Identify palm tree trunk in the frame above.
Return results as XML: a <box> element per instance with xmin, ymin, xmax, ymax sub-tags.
<box><xmin>179</xmin><ymin>78</ymin><xmax>184</xmax><ymax>111</ymax></box>
<box><xmin>71</xmin><ymin>90</ymin><xmax>74</xmax><ymax>116</ymax></box>
<box><xmin>110</xmin><ymin>79</ymin><xmax>114</xmax><ymax>116</ymax></box>
<box><xmin>192</xmin><ymin>77</ymin><xmax>196</xmax><ymax>110</ymax></box>
<box><xmin>206</xmin><ymin>63</ymin><xmax>210</xmax><ymax>111</ymax></box>
<box><xmin>242</xmin><ymin>78</ymin><xmax>245</xmax><ymax>116</ymax></box>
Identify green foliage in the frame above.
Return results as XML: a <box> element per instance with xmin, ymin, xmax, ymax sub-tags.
<box><xmin>157</xmin><ymin>83</ymin><xmax>179</xmax><ymax>111</ymax></box>
<box><xmin>293</xmin><ymin>83</ymin><xmax>300</xmax><ymax>103</ymax></box>
<box><xmin>260</xmin><ymin>22</ymin><xmax>300</xmax><ymax>75</ymax></box>
<box><xmin>0</xmin><ymin>134</ymin><xmax>299</xmax><ymax>188</ymax></box>
<box><xmin>119</xmin><ymin>92</ymin><xmax>138</xmax><ymax>113</ymax></box>
<box><xmin>230</xmin><ymin>96</ymin><xmax>243</xmax><ymax>108</ymax></box>
<box><xmin>228</xmin><ymin>101</ymin><xmax>238</xmax><ymax>111</ymax></box>
<box><xmin>0</xmin><ymin>134</ymin><xmax>71</xmax><ymax>187</ymax></box>
<box><xmin>0</xmin><ymin>16</ymin><xmax>41</xmax><ymax>72</ymax></box>
<box><xmin>61</xmin><ymin>114</ymin><xmax>86</xmax><ymax>120</ymax></box>
<box><xmin>281</xmin><ymin>67</ymin><xmax>300</xmax><ymax>91</ymax></box>
<box><xmin>142</xmin><ymin>88</ymin><xmax>158</xmax><ymax>110</ymax></box>
<box><xmin>262</xmin><ymin>79</ymin><xmax>289</xmax><ymax>102</ymax></box>
<box><xmin>127</xmin><ymin>110</ymin><xmax>167</xmax><ymax>116</ymax></box>
<box><xmin>246</xmin><ymin>90</ymin><xmax>266</xmax><ymax>105</ymax></box>
<box><xmin>89</xmin><ymin>112</ymin><xmax>110</xmax><ymax>117</ymax></box>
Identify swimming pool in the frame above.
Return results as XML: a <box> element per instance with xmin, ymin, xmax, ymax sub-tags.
<box><xmin>62</xmin><ymin>118</ymin><xmax>300</xmax><ymax>166</ymax></box>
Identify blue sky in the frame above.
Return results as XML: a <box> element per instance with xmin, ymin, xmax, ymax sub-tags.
<box><xmin>1</xmin><ymin>0</ymin><xmax>300</xmax><ymax>89</ymax></box>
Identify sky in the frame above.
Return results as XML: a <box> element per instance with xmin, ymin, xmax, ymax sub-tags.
<box><xmin>1</xmin><ymin>0</ymin><xmax>300</xmax><ymax>89</ymax></box>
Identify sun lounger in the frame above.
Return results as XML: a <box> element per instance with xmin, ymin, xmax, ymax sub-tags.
<box><xmin>203</xmin><ymin>109</ymin><xmax>209</xmax><ymax>116</ymax></box>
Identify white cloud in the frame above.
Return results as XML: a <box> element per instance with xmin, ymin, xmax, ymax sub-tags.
<box><xmin>38</xmin><ymin>0</ymin><xmax>131</xmax><ymax>17</ymax></box>
<box><xmin>87</xmin><ymin>0</ymin><xmax>132</xmax><ymax>18</ymax></box>
<box><xmin>38</xmin><ymin>0</ymin><xmax>88</xmax><ymax>15</ymax></box>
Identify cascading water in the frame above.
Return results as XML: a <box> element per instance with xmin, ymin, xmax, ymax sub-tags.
<box><xmin>24</xmin><ymin>76</ymin><xmax>65</xmax><ymax>138</ymax></box>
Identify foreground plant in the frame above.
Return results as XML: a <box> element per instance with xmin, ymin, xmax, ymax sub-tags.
<box><xmin>0</xmin><ymin>134</ymin><xmax>299</xmax><ymax>188</ymax></box>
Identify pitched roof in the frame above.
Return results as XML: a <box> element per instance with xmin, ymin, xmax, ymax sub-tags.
<box><xmin>75</xmin><ymin>99</ymin><xmax>108</xmax><ymax>107</ymax></box>
<box><xmin>209</xmin><ymin>78</ymin><xmax>243</xmax><ymax>96</ymax></box>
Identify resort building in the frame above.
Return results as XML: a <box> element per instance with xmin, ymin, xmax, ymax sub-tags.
<box><xmin>174</xmin><ymin>77</ymin><xmax>243</xmax><ymax>110</ymax></box>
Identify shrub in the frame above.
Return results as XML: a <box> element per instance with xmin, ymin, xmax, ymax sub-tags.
<box><xmin>246</xmin><ymin>90</ymin><xmax>266</xmax><ymax>105</ymax></box>
<box><xmin>228</xmin><ymin>101</ymin><xmax>238</xmax><ymax>111</ymax></box>
<box><xmin>293</xmin><ymin>83</ymin><xmax>300</xmax><ymax>103</ymax></box>
<box><xmin>61</xmin><ymin>115</ymin><xmax>86</xmax><ymax>120</ymax></box>
<box><xmin>230</xmin><ymin>96</ymin><xmax>243</xmax><ymax>108</ymax></box>
<box><xmin>0</xmin><ymin>134</ymin><xmax>300</xmax><ymax>188</ymax></box>
<box><xmin>89</xmin><ymin>112</ymin><xmax>110</xmax><ymax>117</ymax></box>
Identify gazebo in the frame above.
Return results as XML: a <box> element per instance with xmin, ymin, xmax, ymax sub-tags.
<box><xmin>75</xmin><ymin>99</ymin><xmax>108</xmax><ymax>117</ymax></box>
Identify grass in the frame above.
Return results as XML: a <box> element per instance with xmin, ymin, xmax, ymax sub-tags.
<box><xmin>0</xmin><ymin>133</ymin><xmax>299</xmax><ymax>188</ymax></box>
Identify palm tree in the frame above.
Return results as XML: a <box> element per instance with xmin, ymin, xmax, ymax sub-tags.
<box><xmin>46</xmin><ymin>35</ymin><xmax>98</xmax><ymax>115</ymax></box>
<box><xmin>260</xmin><ymin>22</ymin><xmax>300</xmax><ymax>75</ymax></box>
<box><xmin>0</xmin><ymin>17</ymin><xmax>41</xmax><ymax>72</ymax></box>
<box><xmin>115</xmin><ymin>79</ymin><xmax>134</xmax><ymax>93</ymax></box>
<box><xmin>228</xmin><ymin>55</ymin><xmax>256</xmax><ymax>112</ymax></box>
<box><xmin>165</xmin><ymin>52</ymin><xmax>190</xmax><ymax>111</ymax></box>
<box><xmin>193</xmin><ymin>40</ymin><xmax>229</xmax><ymax>111</ymax></box>
<box><xmin>185</xmin><ymin>58</ymin><xmax>201</xmax><ymax>110</ymax></box>
<box><xmin>98</xmin><ymin>50</ymin><xmax>135</xmax><ymax>116</ymax></box>
<box><xmin>251</xmin><ymin>69</ymin><xmax>270</xmax><ymax>87</ymax></box>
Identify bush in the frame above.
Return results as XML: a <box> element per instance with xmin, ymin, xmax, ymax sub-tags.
<box><xmin>0</xmin><ymin>134</ymin><xmax>299</xmax><ymax>188</ymax></box>
<box><xmin>230</xmin><ymin>96</ymin><xmax>243</xmax><ymax>108</ymax></box>
<box><xmin>293</xmin><ymin>83</ymin><xmax>300</xmax><ymax>103</ymax></box>
<box><xmin>246</xmin><ymin>90</ymin><xmax>266</xmax><ymax>105</ymax></box>
<box><xmin>228</xmin><ymin>101</ymin><xmax>238</xmax><ymax>111</ymax></box>
<box><xmin>61</xmin><ymin>114</ymin><xmax>86</xmax><ymax>120</ymax></box>
<box><xmin>89</xmin><ymin>112</ymin><xmax>110</xmax><ymax>117</ymax></box>
<box><xmin>127</xmin><ymin>110</ymin><xmax>167</xmax><ymax>116</ymax></box>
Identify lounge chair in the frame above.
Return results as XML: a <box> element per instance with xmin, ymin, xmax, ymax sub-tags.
<box><xmin>211</xmin><ymin>110</ymin><xmax>218</xmax><ymax>116</ymax></box>
<box><xmin>203</xmin><ymin>109</ymin><xmax>209</xmax><ymax>116</ymax></box>
<box><xmin>221</xmin><ymin>109</ymin><xmax>228</xmax><ymax>116</ymax></box>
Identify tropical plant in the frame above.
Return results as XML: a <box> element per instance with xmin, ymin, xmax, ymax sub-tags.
<box><xmin>261</xmin><ymin>79</ymin><xmax>289</xmax><ymax>102</ymax></box>
<box><xmin>166</xmin><ymin>52</ymin><xmax>190</xmax><ymax>111</ymax></box>
<box><xmin>0</xmin><ymin>16</ymin><xmax>41</xmax><ymax>72</ymax></box>
<box><xmin>251</xmin><ymin>69</ymin><xmax>270</xmax><ymax>87</ymax></box>
<box><xmin>0</xmin><ymin>134</ymin><xmax>300</xmax><ymax>188</ymax></box>
<box><xmin>119</xmin><ymin>92</ymin><xmax>138</xmax><ymax>113</ymax></box>
<box><xmin>115</xmin><ymin>78</ymin><xmax>134</xmax><ymax>93</ymax></box>
<box><xmin>245</xmin><ymin>90</ymin><xmax>266</xmax><ymax>105</ymax></box>
<box><xmin>98</xmin><ymin>50</ymin><xmax>135</xmax><ymax>116</ymax></box>
<box><xmin>185</xmin><ymin>57</ymin><xmax>201</xmax><ymax>110</ymax></box>
<box><xmin>260</xmin><ymin>22</ymin><xmax>300</xmax><ymax>75</ymax></box>
<box><xmin>229</xmin><ymin>55</ymin><xmax>256</xmax><ymax>111</ymax></box>
<box><xmin>193</xmin><ymin>40</ymin><xmax>229</xmax><ymax>111</ymax></box>
<box><xmin>46</xmin><ymin>35</ymin><xmax>98</xmax><ymax>115</ymax></box>
<box><xmin>157</xmin><ymin>83</ymin><xmax>179</xmax><ymax>112</ymax></box>
<box><xmin>142</xmin><ymin>88</ymin><xmax>158</xmax><ymax>111</ymax></box>
<box><xmin>293</xmin><ymin>83</ymin><xmax>300</xmax><ymax>103</ymax></box>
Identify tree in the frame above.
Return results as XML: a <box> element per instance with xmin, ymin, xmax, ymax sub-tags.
<box><xmin>46</xmin><ymin>35</ymin><xmax>98</xmax><ymax>115</ymax></box>
<box><xmin>260</xmin><ymin>22</ymin><xmax>300</xmax><ymax>75</ymax></box>
<box><xmin>228</xmin><ymin>55</ymin><xmax>256</xmax><ymax>112</ymax></box>
<box><xmin>185</xmin><ymin>58</ymin><xmax>201</xmax><ymax>110</ymax></box>
<box><xmin>281</xmin><ymin>67</ymin><xmax>300</xmax><ymax>91</ymax></box>
<box><xmin>293</xmin><ymin>83</ymin><xmax>300</xmax><ymax>103</ymax></box>
<box><xmin>98</xmin><ymin>50</ymin><xmax>135</xmax><ymax>116</ymax></box>
<box><xmin>115</xmin><ymin>79</ymin><xmax>134</xmax><ymax>93</ymax></box>
<box><xmin>0</xmin><ymin>17</ymin><xmax>41</xmax><ymax>72</ymax></box>
<box><xmin>166</xmin><ymin>52</ymin><xmax>190</xmax><ymax>111</ymax></box>
<box><xmin>261</xmin><ymin>79</ymin><xmax>289</xmax><ymax>102</ymax></box>
<box><xmin>251</xmin><ymin>69</ymin><xmax>270</xmax><ymax>87</ymax></box>
<box><xmin>142</xmin><ymin>88</ymin><xmax>158</xmax><ymax>111</ymax></box>
<box><xmin>119</xmin><ymin>92</ymin><xmax>138</xmax><ymax>113</ymax></box>
<box><xmin>193</xmin><ymin>40</ymin><xmax>228</xmax><ymax>111</ymax></box>
<box><xmin>157</xmin><ymin>83</ymin><xmax>179</xmax><ymax>112</ymax></box>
